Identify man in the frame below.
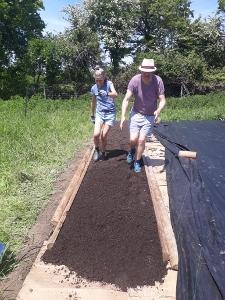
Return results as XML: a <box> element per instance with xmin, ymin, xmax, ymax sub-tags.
<box><xmin>120</xmin><ymin>58</ymin><xmax>166</xmax><ymax>173</ymax></box>
<box><xmin>91</xmin><ymin>68</ymin><xmax>118</xmax><ymax>161</ymax></box>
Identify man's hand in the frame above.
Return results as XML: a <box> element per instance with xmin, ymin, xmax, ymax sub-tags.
<box><xmin>120</xmin><ymin>117</ymin><xmax>125</xmax><ymax>130</ymax></box>
<box><xmin>155</xmin><ymin>94</ymin><xmax>166</xmax><ymax>123</ymax></box>
<box><xmin>90</xmin><ymin>115</ymin><xmax>95</xmax><ymax>124</ymax></box>
<box><xmin>154</xmin><ymin>109</ymin><xmax>161</xmax><ymax>123</ymax></box>
<box><xmin>98</xmin><ymin>90</ymin><xmax>108</xmax><ymax>97</ymax></box>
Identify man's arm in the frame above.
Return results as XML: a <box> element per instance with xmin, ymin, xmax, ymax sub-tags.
<box><xmin>120</xmin><ymin>89</ymin><xmax>133</xmax><ymax>130</ymax></box>
<box><xmin>154</xmin><ymin>94</ymin><xmax>166</xmax><ymax>120</ymax></box>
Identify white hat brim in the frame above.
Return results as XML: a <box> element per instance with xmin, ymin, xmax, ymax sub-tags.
<box><xmin>139</xmin><ymin>66</ymin><xmax>157</xmax><ymax>72</ymax></box>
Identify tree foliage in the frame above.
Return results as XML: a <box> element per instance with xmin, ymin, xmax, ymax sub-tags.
<box><xmin>87</xmin><ymin>0</ymin><xmax>138</xmax><ymax>73</ymax></box>
<box><xmin>114</xmin><ymin>50</ymin><xmax>208</xmax><ymax>96</ymax></box>
<box><xmin>0</xmin><ymin>0</ymin><xmax>45</xmax><ymax>98</ymax></box>
<box><xmin>1</xmin><ymin>0</ymin><xmax>225</xmax><ymax>98</ymax></box>
<box><xmin>24</xmin><ymin>37</ymin><xmax>61</xmax><ymax>86</ymax></box>
<box><xmin>0</xmin><ymin>0</ymin><xmax>45</xmax><ymax>67</ymax></box>
<box><xmin>60</xmin><ymin>5</ymin><xmax>101</xmax><ymax>93</ymax></box>
<box><xmin>136</xmin><ymin>0</ymin><xmax>193</xmax><ymax>51</ymax></box>
<box><xmin>192</xmin><ymin>16</ymin><xmax>225</xmax><ymax>68</ymax></box>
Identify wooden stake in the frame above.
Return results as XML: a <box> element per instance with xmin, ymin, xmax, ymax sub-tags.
<box><xmin>47</xmin><ymin>146</ymin><xmax>94</xmax><ymax>249</ymax></box>
<box><xmin>178</xmin><ymin>150</ymin><xmax>197</xmax><ymax>159</ymax></box>
<box><xmin>143</xmin><ymin>153</ymin><xmax>178</xmax><ymax>270</ymax></box>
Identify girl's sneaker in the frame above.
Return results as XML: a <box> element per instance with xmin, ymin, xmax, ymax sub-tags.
<box><xmin>134</xmin><ymin>161</ymin><xmax>141</xmax><ymax>173</ymax></box>
<box><xmin>127</xmin><ymin>151</ymin><xmax>135</xmax><ymax>164</ymax></box>
<box><xmin>100</xmin><ymin>151</ymin><xmax>107</xmax><ymax>161</ymax></box>
<box><xmin>93</xmin><ymin>148</ymin><xmax>101</xmax><ymax>162</ymax></box>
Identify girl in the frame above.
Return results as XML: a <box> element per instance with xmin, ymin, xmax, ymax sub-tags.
<box><xmin>91</xmin><ymin>68</ymin><xmax>118</xmax><ymax>161</ymax></box>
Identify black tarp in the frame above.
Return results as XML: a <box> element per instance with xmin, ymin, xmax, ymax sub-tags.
<box><xmin>153</xmin><ymin>121</ymin><xmax>225</xmax><ymax>300</ymax></box>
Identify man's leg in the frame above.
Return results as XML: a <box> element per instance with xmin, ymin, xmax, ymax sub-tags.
<box><xmin>134</xmin><ymin>116</ymin><xmax>154</xmax><ymax>172</ymax></box>
<box><xmin>130</xmin><ymin>131</ymin><xmax>139</xmax><ymax>151</ymax></box>
<box><xmin>136</xmin><ymin>136</ymin><xmax>146</xmax><ymax>161</ymax></box>
<box><xmin>127</xmin><ymin>111</ymin><xmax>140</xmax><ymax>163</ymax></box>
<box><xmin>130</xmin><ymin>131</ymin><xmax>139</xmax><ymax>149</ymax></box>
<box><xmin>127</xmin><ymin>131</ymin><xmax>139</xmax><ymax>164</ymax></box>
<box><xmin>133</xmin><ymin>135</ymin><xmax>145</xmax><ymax>172</ymax></box>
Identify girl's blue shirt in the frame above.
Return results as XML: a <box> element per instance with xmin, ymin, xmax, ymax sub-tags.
<box><xmin>91</xmin><ymin>80</ymin><xmax>116</xmax><ymax>114</ymax></box>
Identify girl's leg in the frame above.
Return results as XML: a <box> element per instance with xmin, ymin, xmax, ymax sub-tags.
<box><xmin>93</xmin><ymin>119</ymin><xmax>103</xmax><ymax>148</ymax></box>
<box><xmin>100</xmin><ymin>123</ymin><xmax>111</xmax><ymax>152</ymax></box>
<box><xmin>93</xmin><ymin>119</ymin><xmax>103</xmax><ymax>161</ymax></box>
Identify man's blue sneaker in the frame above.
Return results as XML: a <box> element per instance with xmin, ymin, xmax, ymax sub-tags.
<box><xmin>134</xmin><ymin>161</ymin><xmax>142</xmax><ymax>173</ymax></box>
<box><xmin>127</xmin><ymin>151</ymin><xmax>135</xmax><ymax>164</ymax></box>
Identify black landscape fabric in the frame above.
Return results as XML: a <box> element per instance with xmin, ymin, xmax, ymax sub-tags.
<box><xmin>154</xmin><ymin>121</ymin><xmax>225</xmax><ymax>300</ymax></box>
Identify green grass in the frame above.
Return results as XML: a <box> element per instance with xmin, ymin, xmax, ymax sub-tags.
<box><xmin>0</xmin><ymin>95</ymin><xmax>93</xmax><ymax>263</ymax></box>
<box><xmin>116</xmin><ymin>91</ymin><xmax>225</xmax><ymax>121</ymax></box>
<box><xmin>162</xmin><ymin>92</ymin><xmax>225</xmax><ymax>121</ymax></box>
<box><xmin>0</xmin><ymin>91</ymin><xmax>225</xmax><ymax>278</ymax></box>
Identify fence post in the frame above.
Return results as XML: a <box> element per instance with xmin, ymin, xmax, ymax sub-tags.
<box><xmin>43</xmin><ymin>83</ymin><xmax>46</xmax><ymax>99</ymax></box>
<box><xmin>24</xmin><ymin>87</ymin><xmax>29</xmax><ymax>117</ymax></box>
<box><xmin>180</xmin><ymin>82</ymin><xmax>190</xmax><ymax>98</ymax></box>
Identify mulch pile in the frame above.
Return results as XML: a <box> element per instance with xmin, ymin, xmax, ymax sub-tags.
<box><xmin>42</xmin><ymin>122</ymin><xmax>166</xmax><ymax>291</ymax></box>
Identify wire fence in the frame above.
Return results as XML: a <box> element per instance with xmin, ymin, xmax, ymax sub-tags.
<box><xmin>24</xmin><ymin>84</ymin><xmax>82</xmax><ymax>117</ymax></box>
<box><xmin>26</xmin><ymin>84</ymin><xmax>79</xmax><ymax>100</ymax></box>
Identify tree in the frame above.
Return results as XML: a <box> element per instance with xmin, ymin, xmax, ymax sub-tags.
<box><xmin>66</xmin><ymin>0</ymin><xmax>138</xmax><ymax>74</ymax></box>
<box><xmin>55</xmin><ymin>30</ymin><xmax>99</xmax><ymax>94</ymax></box>
<box><xmin>0</xmin><ymin>0</ymin><xmax>45</xmax><ymax>68</ymax></box>
<box><xmin>24</xmin><ymin>36</ymin><xmax>62</xmax><ymax>86</ymax></box>
<box><xmin>88</xmin><ymin>0</ymin><xmax>138</xmax><ymax>73</ymax></box>
<box><xmin>136</xmin><ymin>0</ymin><xmax>193</xmax><ymax>51</ymax></box>
<box><xmin>178</xmin><ymin>15</ymin><xmax>225</xmax><ymax>68</ymax></box>
<box><xmin>58</xmin><ymin>4</ymin><xmax>101</xmax><ymax>93</ymax></box>
<box><xmin>0</xmin><ymin>0</ymin><xmax>45</xmax><ymax>98</ymax></box>
<box><xmin>219</xmin><ymin>0</ymin><xmax>225</xmax><ymax>12</ymax></box>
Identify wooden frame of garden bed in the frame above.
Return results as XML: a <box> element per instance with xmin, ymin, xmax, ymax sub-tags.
<box><xmin>17</xmin><ymin>140</ymin><xmax>177</xmax><ymax>300</ymax></box>
<box><xmin>144</xmin><ymin>136</ymin><xmax>178</xmax><ymax>270</ymax></box>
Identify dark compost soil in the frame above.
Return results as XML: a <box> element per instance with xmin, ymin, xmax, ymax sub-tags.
<box><xmin>42</xmin><ymin>122</ymin><xmax>167</xmax><ymax>291</ymax></box>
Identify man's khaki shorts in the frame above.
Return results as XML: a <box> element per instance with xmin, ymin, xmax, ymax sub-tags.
<box><xmin>129</xmin><ymin>110</ymin><xmax>155</xmax><ymax>138</ymax></box>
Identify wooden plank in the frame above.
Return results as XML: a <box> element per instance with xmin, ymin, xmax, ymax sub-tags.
<box><xmin>16</xmin><ymin>141</ymin><xmax>177</xmax><ymax>300</ymax></box>
<box><xmin>143</xmin><ymin>152</ymin><xmax>178</xmax><ymax>270</ymax></box>
<box><xmin>51</xmin><ymin>146</ymin><xmax>94</xmax><ymax>227</ymax></box>
<box><xmin>48</xmin><ymin>146</ymin><xmax>94</xmax><ymax>248</ymax></box>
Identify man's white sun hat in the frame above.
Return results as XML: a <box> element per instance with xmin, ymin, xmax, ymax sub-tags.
<box><xmin>139</xmin><ymin>58</ymin><xmax>157</xmax><ymax>72</ymax></box>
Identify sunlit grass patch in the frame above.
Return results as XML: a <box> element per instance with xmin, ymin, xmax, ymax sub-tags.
<box><xmin>0</xmin><ymin>95</ymin><xmax>93</xmax><ymax>254</ymax></box>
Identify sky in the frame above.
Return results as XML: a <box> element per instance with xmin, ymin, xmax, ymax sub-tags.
<box><xmin>40</xmin><ymin>0</ymin><xmax>80</xmax><ymax>34</ymax></box>
<box><xmin>40</xmin><ymin>0</ymin><xmax>219</xmax><ymax>34</ymax></box>
<box><xmin>191</xmin><ymin>0</ymin><xmax>218</xmax><ymax>18</ymax></box>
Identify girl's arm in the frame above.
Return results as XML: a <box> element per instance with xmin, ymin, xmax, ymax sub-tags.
<box><xmin>108</xmin><ymin>82</ymin><xmax>118</xmax><ymax>98</ymax></box>
<box><xmin>91</xmin><ymin>96</ymin><xmax>96</xmax><ymax>116</ymax></box>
